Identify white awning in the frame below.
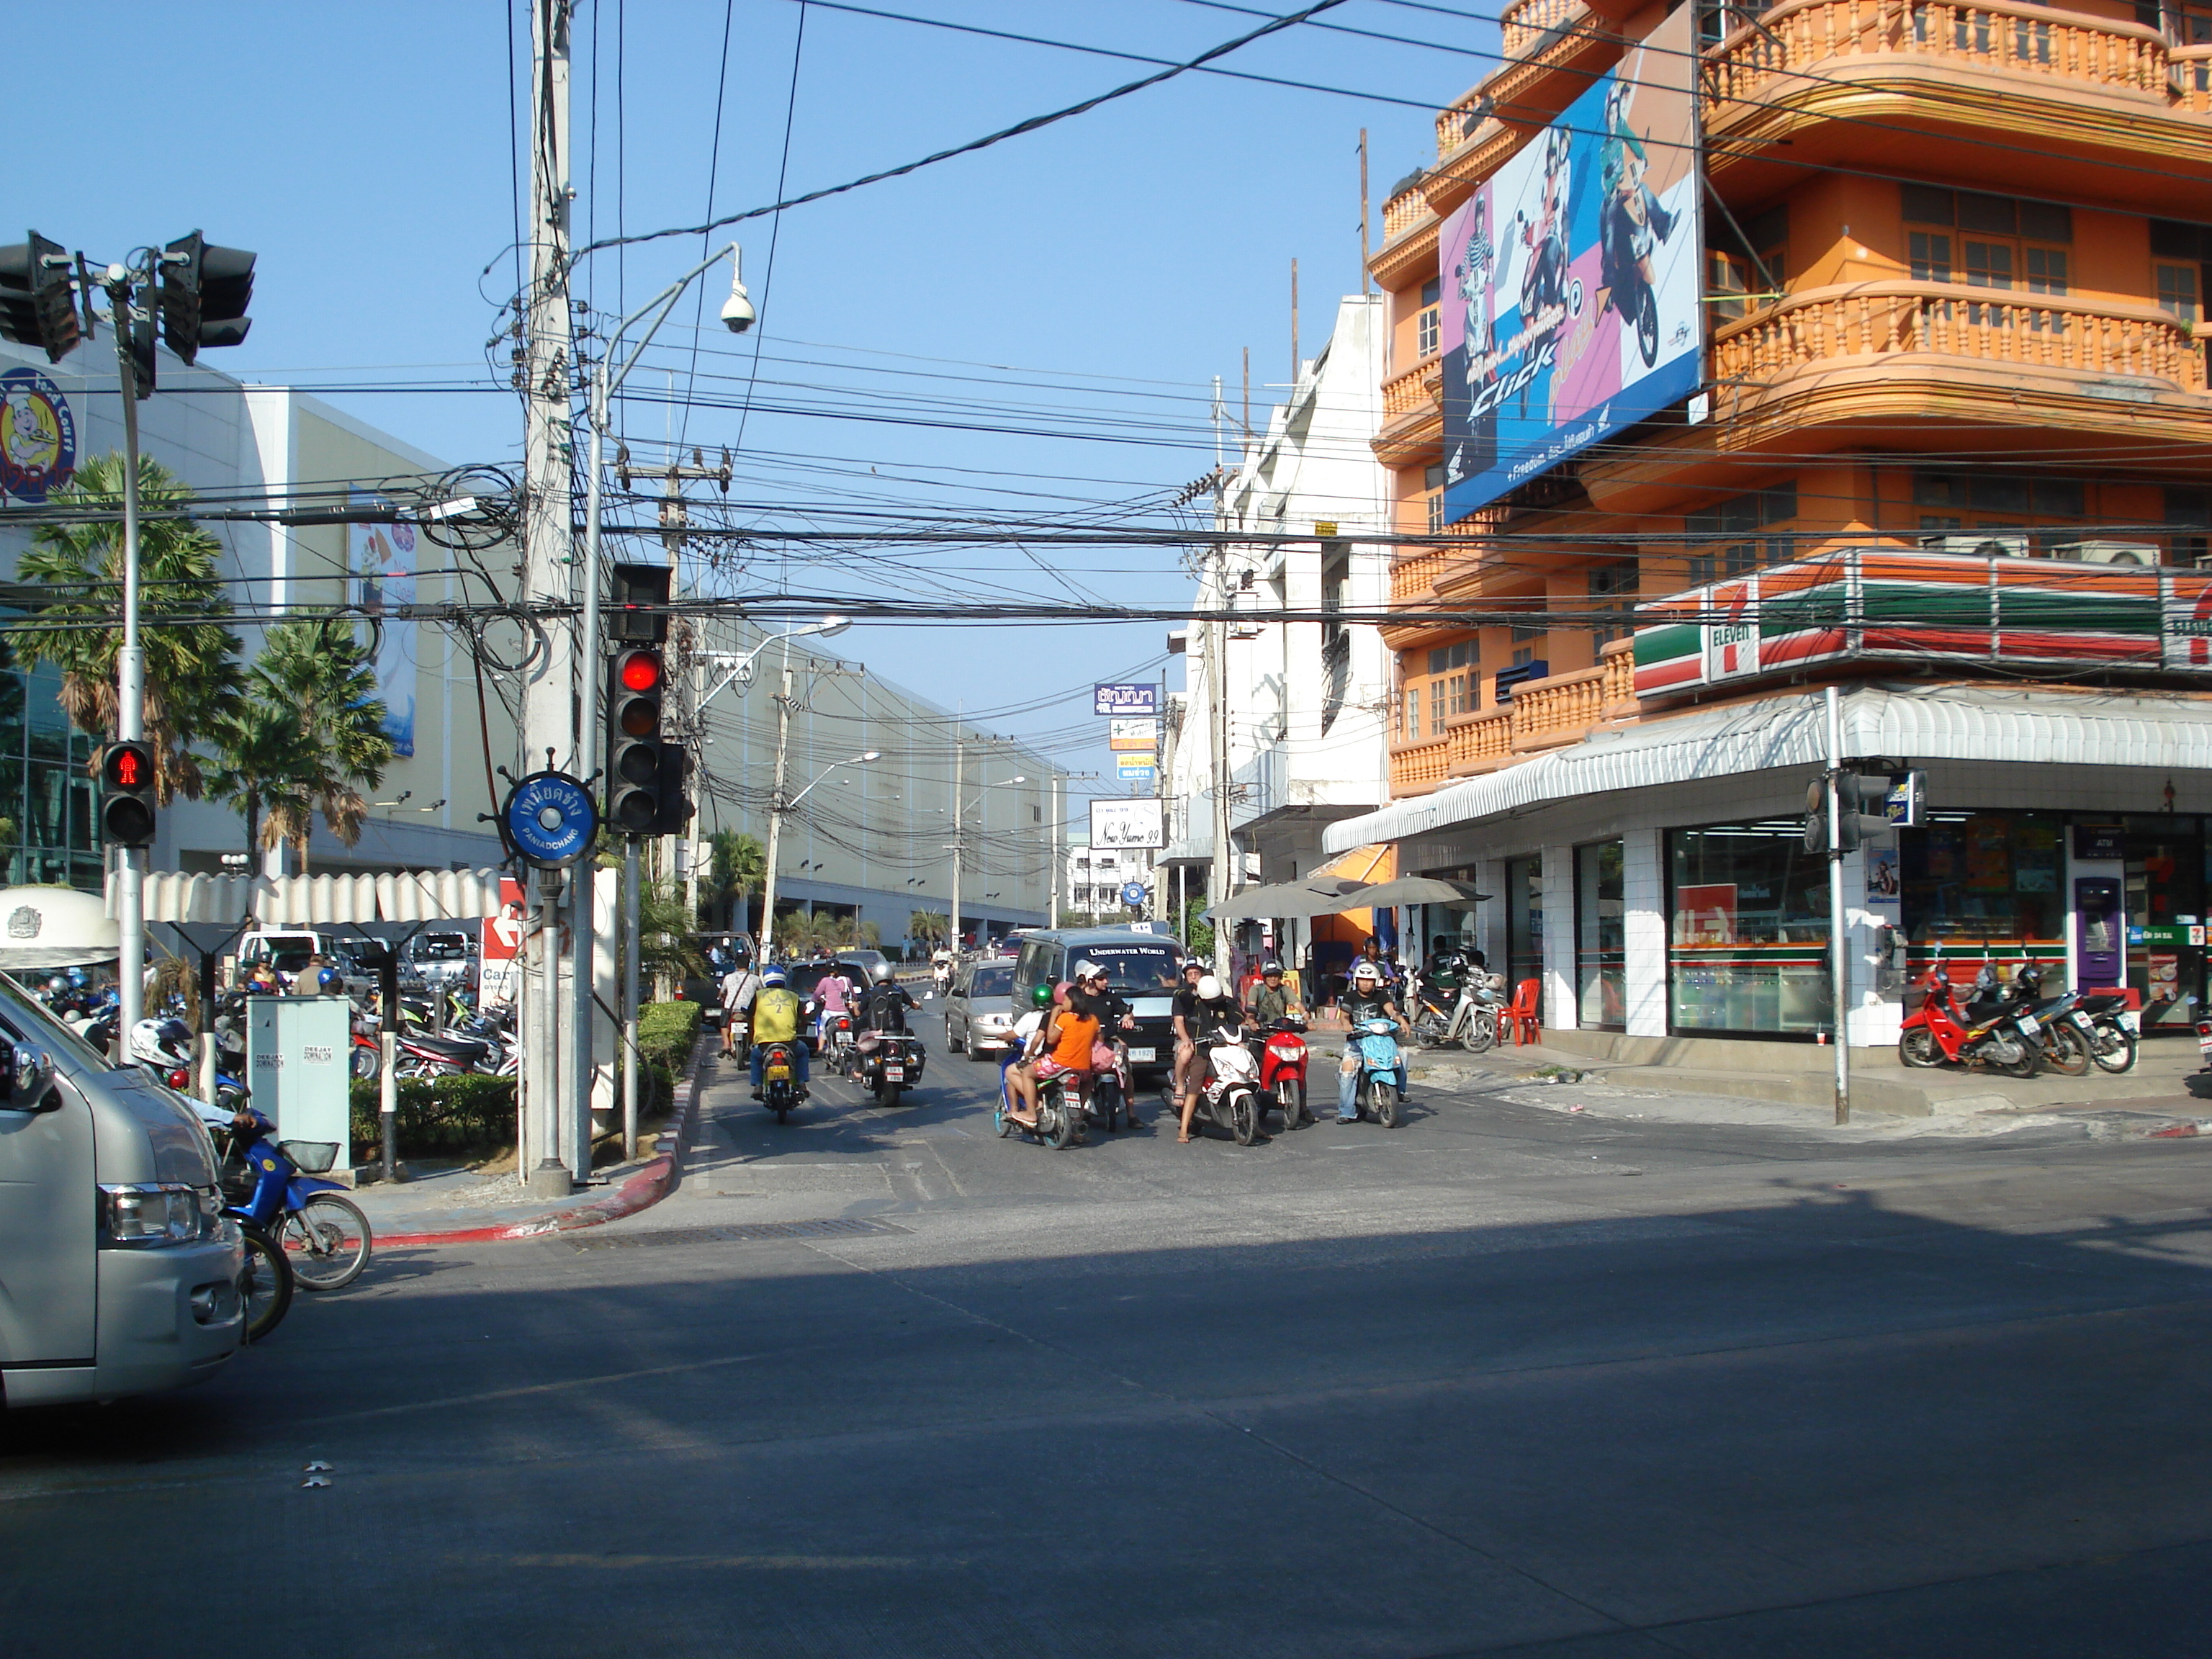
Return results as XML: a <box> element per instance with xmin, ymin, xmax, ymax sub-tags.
<box><xmin>117</xmin><ymin>868</ymin><xmax>509</xmax><ymax>927</ymax></box>
<box><xmin>1323</xmin><ymin>684</ymin><xmax>2212</xmax><ymax>855</ymax></box>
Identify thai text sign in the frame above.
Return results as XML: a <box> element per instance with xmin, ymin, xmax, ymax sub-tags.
<box><xmin>1094</xmin><ymin>683</ymin><xmax>1159</xmax><ymax>716</ymax></box>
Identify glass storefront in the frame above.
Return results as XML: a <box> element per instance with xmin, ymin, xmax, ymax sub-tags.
<box><xmin>1506</xmin><ymin>855</ymin><xmax>1543</xmax><ymax>1002</ymax></box>
<box><xmin>1575</xmin><ymin>839</ymin><xmax>1624</xmax><ymax>1029</ymax></box>
<box><xmin>0</xmin><ymin>641</ymin><xmax>101</xmax><ymax>892</ymax></box>
<box><xmin>2126</xmin><ymin>817</ymin><xmax>2204</xmax><ymax>1030</ymax></box>
<box><xmin>1899</xmin><ymin>811</ymin><xmax>2067</xmax><ymax>993</ymax></box>
<box><xmin>1668</xmin><ymin>821</ymin><xmax>1831</xmax><ymax>1035</ymax></box>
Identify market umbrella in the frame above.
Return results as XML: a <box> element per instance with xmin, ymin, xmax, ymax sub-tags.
<box><xmin>1331</xmin><ymin>876</ymin><xmax>1491</xmax><ymax>911</ymax></box>
<box><xmin>1204</xmin><ymin>876</ymin><xmax>1370</xmax><ymax>922</ymax></box>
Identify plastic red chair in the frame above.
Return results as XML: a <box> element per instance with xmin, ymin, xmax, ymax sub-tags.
<box><xmin>1506</xmin><ymin>978</ymin><xmax>1543</xmax><ymax>1046</ymax></box>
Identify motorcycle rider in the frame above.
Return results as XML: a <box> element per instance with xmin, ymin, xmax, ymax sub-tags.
<box><xmin>1246</xmin><ymin>961</ymin><xmax>1303</xmax><ymax>1027</ymax></box>
<box><xmin>1428</xmin><ymin>935</ymin><xmax>1470</xmax><ymax>1001</ymax></box>
<box><xmin>856</xmin><ymin>959</ymin><xmax>917</xmax><ymax>1032</ymax></box>
<box><xmin>1006</xmin><ymin>982</ymin><xmax>1095</xmax><ymax>1132</ymax></box>
<box><xmin>719</xmin><ymin>955</ymin><xmax>761</xmax><ymax>1059</ymax></box>
<box><xmin>1002</xmin><ymin>981</ymin><xmax>1056</xmax><ymax>1127</ymax></box>
<box><xmin>1169</xmin><ymin>956</ymin><xmax>1207</xmax><ymax>1125</ymax></box>
<box><xmin>1337</xmin><ymin>961</ymin><xmax>1411</xmax><ymax>1124</ymax></box>
<box><xmin>1070</xmin><ymin>961</ymin><xmax>1141</xmax><ymax>1129</ymax></box>
<box><xmin>814</xmin><ymin>962</ymin><xmax>854</xmax><ymax>1050</ymax></box>
<box><xmin>127</xmin><ymin>1015</ymin><xmax>194</xmax><ymax>1086</ymax></box>
<box><xmin>748</xmin><ymin>966</ymin><xmax>809</xmax><ymax>1100</ymax></box>
<box><xmin>1178</xmin><ymin>973</ymin><xmax>1245</xmax><ymax>1145</ymax></box>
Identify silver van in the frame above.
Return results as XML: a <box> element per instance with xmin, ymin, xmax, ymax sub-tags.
<box><xmin>0</xmin><ymin>979</ymin><xmax>245</xmax><ymax>1408</ymax></box>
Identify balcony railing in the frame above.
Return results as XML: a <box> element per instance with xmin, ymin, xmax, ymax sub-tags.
<box><xmin>1382</xmin><ymin>187</ymin><xmax>1434</xmax><ymax>242</ymax></box>
<box><xmin>1382</xmin><ymin>359</ymin><xmax>1444</xmax><ymax>419</ymax></box>
<box><xmin>1712</xmin><ymin>280</ymin><xmax>2206</xmax><ymax>394</ymax></box>
<box><xmin>1391</xmin><ymin>547</ymin><xmax>1454</xmax><ymax>604</ymax></box>
<box><xmin>1501</xmin><ymin>0</ymin><xmax>1590</xmax><ymax>57</ymax></box>
<box><xmin>1704</xmin><ymin>0</ymin><xmax>2170</xmax><ymax>116</ymax></box>
<box><xmin>1388</xmin><ymin>642</ymin><xmax>1644</xmax><ymax>795</ymax></box>
<box><xmin>2173</xmin><ymin>42</ymin><xmax>2212</xmax><ymax>107</ymax></box>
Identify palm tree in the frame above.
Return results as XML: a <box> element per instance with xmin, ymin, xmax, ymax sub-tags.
<box><xmin>909</xmin><ymin>910</ymin><xmax>948</xmax><ymax>948</ymax></box>
<box><xmin>14</xmin><ymin>453</ymin><xmax>241</xmax><ymax>801</ymax></box>
<box><xmin>207</xmin><ymin>620</ymin><xmax>395</xmax><ymax>868</ymax></box>
<box><xmin>700</xmin><ymin>830</ymin><xmax>765</xmax><ymax>931</ymax></box>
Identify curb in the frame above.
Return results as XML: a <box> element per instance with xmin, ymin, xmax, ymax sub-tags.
<box><xmin>2148</xmin><ymin>1120</ymin><xmax>2212</xmax><ymax>1138</ymax></box>
<box><xmin>378</xmin><ymin>1039</ymin><xmax>714</xmax><ymax>1247</ymax></box>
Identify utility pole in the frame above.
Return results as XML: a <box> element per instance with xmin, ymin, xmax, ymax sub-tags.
<box><xmin>108</xmin><ymin>270</ymin><xmax>146</xmax><ymax>1046</ymax></box>
<box><xmin>949</xmin><ymin>736</ymin><xmax>963</xmax><ymax>955</ymax></box>
<box><xmin>1290</xmin><ymin>258</ymin><xmax>1300</xmax><ymax>383</ymax></box>
<box><xmin>1359</xmin><ymin>128</ymin><xmax>1372</xmax><ymax>294</ymax></box>
<box><xmin>521</xmin><ymin>0</ymin><xmax>578</xmax><ymax>1196</ymax></box>
<box><xmin>1825</xmin><ymin>684</ymin><xmax>1852</xmax><ymax>1125</ymax></box>
<box><xmin>1046</xmin><ymin>770</ymin><xmax>1060</xmax><ymax>928</ymax></box>
<box><xmin>1210</xmin><ymin>382</ymin><xmax>1237</xmax><ymax>979</ymax></box>
<box><xmin>758</xmin><ymin>655</ymin><xmax>797</xmax><ymax>962</ymax></box>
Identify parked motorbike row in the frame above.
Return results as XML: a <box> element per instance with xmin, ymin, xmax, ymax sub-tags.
<box><xmin>992</xmin><ymin>1017</ymin><xmax>1318</xmax><ymax>1151</ymax></box>
<box><xmin>1899</xmin><ymin>962</ymin><xmax>2139</xmax><ymax>1079</ymax></box>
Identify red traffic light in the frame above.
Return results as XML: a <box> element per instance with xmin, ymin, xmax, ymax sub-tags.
<box><xmin>102</xmin><ymin>741</ymin><xmax>153</xmax><ymax>791</ymax></box>
<box><xmin>617</xmin><ymin>650</ymin><xmax>662</xmax><ymax>693</ymax></box>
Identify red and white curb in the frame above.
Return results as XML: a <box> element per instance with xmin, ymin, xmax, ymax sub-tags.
<box><xmin>2149</xmin><ymin>1120</ymin><xmax>2212</xmax><ymax>1139</ymax></box>
<box><xmin>377</xmin><ymin>1042</ymin><xmax>712</xmax><ymax>1247</ymax></box>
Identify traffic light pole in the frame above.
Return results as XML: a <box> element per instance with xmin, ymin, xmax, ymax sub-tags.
<box><xmin>1825</xmin><ymin>684</ymin><xmax>1851</xmax><ymax>1125</ymax></box>
<box><xmin>110</xmin><ymin>271</ymin><xmax>146</xmax><ymax>1048</ymax></box>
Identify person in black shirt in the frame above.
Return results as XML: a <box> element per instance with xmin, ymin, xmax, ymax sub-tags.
<box><xmin>856</xmin><ymin>961</ymin><xmax>917</xmax><ymax>1032</ymax></box>
<box><xmin>1337</xmin><ymin>959</ymin><xmax>1410</xmax><ymax>1123</ymax></box>
<box><xmin>1069</xmin><ymin>961</ymin><xmax>1141</xmax><ymax>1129</ymax></box>
<box><xmin>1178</xmin><ymin>973</ymin><xmax>1244</xmax><ymax>1143</ymax></box>
<box><xmin>1170</xmin><ymin>957</ymin><xmax>1205</xmax><ymax>1128</ymax></box>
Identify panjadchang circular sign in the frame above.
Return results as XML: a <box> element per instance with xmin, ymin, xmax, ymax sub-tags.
<box><xmin>0</xmin><ymin>367</ymin><xmax>76</xmax><ymax>504</ymax></box>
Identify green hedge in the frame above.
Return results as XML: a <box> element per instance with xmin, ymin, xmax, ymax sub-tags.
<box><xmin>637</xmin><ymin>999</ymin><xmax>701</xmax><ymax>1113</ymax></box>
<box><xmin>349</xmin><ymin>1074</ymin><xmax>516</xmax><ymax>1158</ymax></box>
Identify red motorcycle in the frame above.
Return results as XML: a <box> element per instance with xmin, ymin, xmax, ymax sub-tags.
<box><xmin>1897</xmin><ymin>963</ymin><xmax>2042</xmax><ymax>1079</ymax></box>
<box><xmin>1258</xmin><ymin>1018</ymin><xmax>1311</xmax><ymax>1130</ymax></box>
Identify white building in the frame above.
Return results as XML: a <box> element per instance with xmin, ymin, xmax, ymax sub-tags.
<box><xmin>1060</xmin><ymin>837</ymin><xmax>1151</xmax><ymax>922</ymax></box>
<box><xmin>1160</xmin><ymin>294</ymin><xmax>1393</xmax><ymax>940</ymax></box>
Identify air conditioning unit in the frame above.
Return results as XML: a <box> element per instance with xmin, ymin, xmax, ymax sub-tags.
<box><xmin>1920</xmin><ymin>534</ymin><xmax>2030</xmax><ymax>559</ymax></box>
<box><xmin>2051</xmin><ymin>541</ymin><xmax>2159</xmax><ymax>566</ymax></box>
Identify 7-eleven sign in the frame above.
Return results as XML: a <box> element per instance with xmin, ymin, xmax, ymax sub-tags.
<box><xmin>480</xmin><ymin>877</ymin><xmax>526</xmax><ymax>1007</ymax></box>
<box><xmin>1702</xmin><ymin>574</ymin><xmax>1761</xmax><ymax>683</ymax></box>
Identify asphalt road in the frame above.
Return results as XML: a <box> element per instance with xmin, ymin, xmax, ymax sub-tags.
<box><xmin>6</xmin><ymin>1014</ymin><xmax>2212</xmax><ymax>1658</ymax></box>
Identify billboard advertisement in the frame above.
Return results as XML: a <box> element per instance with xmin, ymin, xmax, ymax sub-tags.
<box><xmin>1089</xmin><ymin>798</ymin><xmax>1165</xmax><ymax>850</ymax></box>
<box><xmin>1094</xmin><ymin>683</ymin><xmax>1159</xmax><ymax>716</ymax></box>
<box><xmin>349</xmin><ymin>493</ymin><xmax>417</xmax><ymax>757</ymax></box>
<box><xmin>1439</xmin><ymin>4</ymin><xmax>1701</xmax><ymax>520</ymax></box>
<box><xmin>1109</xmin><ymin>718</ymin><xmax>1161</xmax><ymax>751</ymax></box>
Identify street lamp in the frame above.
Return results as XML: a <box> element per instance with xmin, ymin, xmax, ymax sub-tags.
<box><xmin>698</xmin><ymin>615</ymin><xmax>850</xmax><ymax>711</ymax></box>
<box><xmin>760</xmin><ymin>750</ymin><xmax>879</xmax><ymax>962</ymax></box>
<box><xmin>950</xmin><ymin>773</ymin><xmax>1025</xmax><ymax>957</ymax></box>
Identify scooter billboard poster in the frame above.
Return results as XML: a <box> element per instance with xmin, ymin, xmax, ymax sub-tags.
<box><xmin>1438</xmin><ymin>5</ymin><xmax>1702</xmax><ymax>521</ymax></box>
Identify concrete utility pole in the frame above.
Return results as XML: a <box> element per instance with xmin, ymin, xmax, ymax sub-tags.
<box><xmin>1359</xmin><ymin>128</ymin><xmax>1372</xmax><ymax>294</ymax></box>
<box><xmin>1825</xmin><ymin>684</ymin><xmax>1852</xmax><ymax>1125</ymax></box>
<box><xmin>521</xmin><ymin>0</ymin><xmax>577</xmax><ymax>1195</ymax></box>
<box><xmin>108</xmin><ymin>269</ymin><xmax>147</xmax><ymax>1046</ymax></box>
<box><xmin>758</xmin><ymin>655</ymin><xmax>799</xmax><ymax>963</ymax></box>
<box><xmin>1047</xmin><ymin>772</ymin><xmax>1061</xmax><ymax>927</ymax></box>
<box><xmin>1210</xmin><ymin>384</ymin><xmax>1237</xmax><ymax>979</ymax></box>
<box><xmin>949</xmin><ymin>736</ymin><xmax>963</xmax><ymax>953</ymax></box>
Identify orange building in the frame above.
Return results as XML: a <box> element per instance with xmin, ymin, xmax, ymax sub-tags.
<box><xmin>1323</xmin><ymin>0</ymin><xmax>2212</xmax><ymax>1056</ymax></box>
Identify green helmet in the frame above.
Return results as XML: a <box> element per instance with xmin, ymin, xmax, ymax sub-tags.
<box><xmin>1030</xmin><ymin>981</ymin><xmax>1055</xmax><ymax>1009</ymax></box>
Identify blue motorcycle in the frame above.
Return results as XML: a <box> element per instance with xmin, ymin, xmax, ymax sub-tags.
<box><xmin>199</xmin><ymin>1090</ymin><xmax>374</xmax><ymax>1297</ymax></box>
<box><xmin>1349</xmin><ymin>1017</ymin><xmax>1403</xmax><ymax>1129</ymax></box>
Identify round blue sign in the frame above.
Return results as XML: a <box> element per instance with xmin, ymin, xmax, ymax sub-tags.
<box><xmin>1120</xmin><ymin>881</ymin><xmax>1148</xmax><ymax>907</ymax></box>
<box><xmin>503</xmin><ymin>770</ymin><xmax>598</xmax><ymax>868</ymax></box>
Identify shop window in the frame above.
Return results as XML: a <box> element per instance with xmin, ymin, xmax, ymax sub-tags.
<box><xmin>1575</xmin><ymin>840</ymin><xmax>1625</xmax><ymax>1030</ymax></box>
<box><xmin>1899</xmin><ymin>812</ymin><xmax>2064</xmax><ymax>997</ymax></box>
<box><xmin>1668</xmin><ymin>821</ymin><xmax>1833</xmax><ymax>1035</ymax></box>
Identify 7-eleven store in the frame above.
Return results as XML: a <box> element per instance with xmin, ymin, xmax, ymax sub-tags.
<box><xmin>1326</xmin><ymin>549</ymin><xmax>2212</xmax><ymax>1055</ymax></box>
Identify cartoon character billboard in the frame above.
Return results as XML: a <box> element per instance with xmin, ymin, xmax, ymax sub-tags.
<box><xmin>1439</xmin><ymin>5</ymin><xmax>1701</xmax><ymax>520</ymax></box>
<box><xmin>349</xmin><ymin>494</ymin><xmax>417</xmax><ymax>757</ymax></box>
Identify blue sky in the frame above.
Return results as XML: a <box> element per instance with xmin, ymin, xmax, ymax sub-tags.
<box><xmin>19</xmin><ymin>0</ymin><xmax>1494</xmax><ymax>802</ymax></box>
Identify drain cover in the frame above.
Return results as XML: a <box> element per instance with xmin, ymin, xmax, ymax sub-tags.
<box><xmin>564</xmin><ymin>1217</ymin><xmax>909</xmax><ymax>1251</ymax></box>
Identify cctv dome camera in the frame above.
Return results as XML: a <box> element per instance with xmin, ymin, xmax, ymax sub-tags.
<box><xmin>721</xmin><ymin>287</ymin><xmax>756</xmax><ymax>333</ymax></box>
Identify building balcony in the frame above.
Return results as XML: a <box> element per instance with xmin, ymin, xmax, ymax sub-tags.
<box><xmin>1374</xmin><ymin>359</ymin><xmax>1444</xmax><ymax>467</ymax></box>
<box><xmin>1703</xmin><ymin>0</ymin><xmax>2212</xmax><ymax>209</ymax></box>
<box><xmin>1390</xmin><ymin>547</ymin><xmax>1455</xmax><ymax>606</ymax></box>
<box><xmin>1389</xmin><ymin>642</ymin><xmax>1640</xmax><ymax>796</ymax></box>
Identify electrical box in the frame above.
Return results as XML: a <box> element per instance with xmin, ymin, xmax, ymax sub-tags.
<box><xmin>244</xmin><ymin>995</ymin><xmax>353</xmax><ymax>1181</ymax></box>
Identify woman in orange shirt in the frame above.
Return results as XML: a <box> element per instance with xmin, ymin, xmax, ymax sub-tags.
<box><xmin>1007</xmin><ymin>982</ymin><xmax>1098</xmax><ymax>1130</ymax></box>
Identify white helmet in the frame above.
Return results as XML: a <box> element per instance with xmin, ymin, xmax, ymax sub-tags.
<box><xmin>1196</xmin><ymin>974</ymin><xmax>1223</xmax><ymax>1000</ymax></box>
<box><xmin>1352</xmin><ymin>961</ymin><xmax>1381</xmax><ymax>984</ymax></box>
<box><xmin>129</xmin><ymin>1016</ymin><xmax>193</xmax><ymax>1069</ymax></box>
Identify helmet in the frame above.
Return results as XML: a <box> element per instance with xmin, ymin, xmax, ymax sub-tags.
<box><xmin>1030</xmin><ymin>981</ymin><xmax>1055</xmax><ymax>1009</ymax></box>
<box><xmin>128</xmin><ymin>1017</ymin><xmax>193</xmax><ymax>1069</ymax></box>
<box><xmin>869</xmin><ymin>961</ymin><xmax>894</xmax><ymax>984</ymax></box>
<box><xmin>1196</xmin><ymin>974</ymin><xmax>1223</xmax><ymax>1001</ymax></box>
<box><xmin>317</xmin><ymin>965</ymin><xmax>344</xmax><ymax>994</ymax></box>
<box><xmin>1262</xmin><ymin>961</ymin><xmax>1283</xmax><ymax>976</ymax></box>
<box><xmin>1072</xmin><ymin>960</ymin><xmax>1101</xmax><ymax>981</ymax></box>
<box><xmin>1352</xmin><ymin>961</ymin><xmax>1381</xmax><ymax>984</ymax></box>
<box><xmin>763</xmin><ymin>966</ymin><xmax>788</xmax><ymax>987</ymax></box>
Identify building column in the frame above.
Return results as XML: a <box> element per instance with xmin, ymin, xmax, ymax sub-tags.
<box><xmin>1840</xmin><ymin>845</ymin><xmax>1894</xmax><ymax>1048</ymax></box>
<box><xmin>1541</xmin><ymin>844</ymin><xmax>1574</xmax><ymax>1030</ymax></box>
<box><xmin>1622</xmin><ymin>827</ymin><xmax>1668</xmax><ymax>1039</ymax></box>
<box><xmin>1475</xmin><ymin>858</ymin><xmax>1506</xmax><ymax>974</ymax></box>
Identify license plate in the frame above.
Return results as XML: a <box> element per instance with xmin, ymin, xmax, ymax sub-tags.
<box><xmin>767</xmin><ymin>1066</ymin><xmax>790</xmax><ymax>1081</ymax></box>
<box><xmin>2015</xmin><ymin>1013</ymin><xmax>2038</xmax><ymax>1037</ymax></box>
<box><xmin>2122</xmin><ymin>1010</ymin><xmax>2141</xmax><ymax>1034</ymax></box>
<box><xmin>885</xmin><ymin>1066</ymin><xmax>904</xmax><ymax>1081</ymax></box>
<box><xmin>1126</xmin><ymin>1046</ymin><xmax>1156</xmax><ymax>1063</ymax></box>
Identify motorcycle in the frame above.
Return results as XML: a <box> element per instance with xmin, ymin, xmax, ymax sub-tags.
<box><xmin>1346</xmin><ymin>1017</ymin><xmax>1406</xmax><ymax>1128</ymax></box>
<box><xmin>757</xmin><ymin>1039</ymin><xmax>806</xmax><ymax>1123</ymax></box>
<box><xmin>350</xmin><ymin>1004</ymin><xmax>382</xmax><ymax>1079</ymax></box>
<box><xmin>2004</xmin><ymin>965</ymin><xmax>2093</xmax><ymax>1078</ymax></box>
<box><xmin>996</xmin><ymin>1055</ymin><xmax>1082</xmax><ymax>1149</ymax></box>
<box><xmin>1599</xmin><ymin>149</ymin><xmax>1665</xmax><ymax>368</ymax></box>
<box><xmin>2082</xmin><ymin>992</ymin><xmax>2140</xmax><ymax>1073</ymax></box>
<box><xmin>196</xmin><ymin>1092</ymin><xmax>374</xmax><ymax>1296</ymax></box>
<box><xmin>1187</xmin><ymin>1022</ymin><xmax>1262</xmax><ymax>1146</ymax></box>
<box><xmin>1087</xmin><ymin>1038</ymin><xmax>1138</xmax><ymax>1133</ymax></box>
<box><xmin>1897</xmin><ymin>963</ymin><xmax>2042</xmax><ymax>1078</ymax></box>
<box><xmin>850</xmin><ymin>1027</ymin><xmax>926</xmax><ymax>1105</ymax></box>
<box><xmin>1256</xmin><ymin>1018</ymin><xmax>1310</xmax><ymax>1129</ymax></box>
<box><xmin>1411</xmin><ymin>974</ymin><xmax>1502</xmax><ymax>1053</ymax></box>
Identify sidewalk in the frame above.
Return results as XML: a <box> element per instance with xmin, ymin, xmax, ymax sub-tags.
<box><xmin>1315</xmin><ymin>1028</ymin><xmax>2212</xmax><ymax>1130</ymax></box>
<box><xmin>347</xmin><ymin>1042</ymin><xmax>711</xmax><ymax>1245</ymax></box>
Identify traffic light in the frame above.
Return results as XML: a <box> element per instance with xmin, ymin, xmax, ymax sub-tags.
<box><xmin>128</xmin><ymin>308</ymin><xmax>157</xmax><ymax>399</ymax></box>
<box><xmin>99</xmin><ymin>741</ymin><xmax>157</xmax><ymax>848</ymax></box>
<box><xmin>650</xmin><ymin>745</ymin><xmax>693</xmax><ymax>837</ymax></box>
<box><xmin>158</xmin><ymin>232</ymin><xmax>255</xmax><ymax>364</ymax></box>
<box><xmin>0</xmin><ymin>232</ymin><xmax>81</xmax><ymax>362</ymax></box>
<box><xmin>1804</xmin><ymin>773</ymin><xmax>1893</xmax><ymax>854</ymax></box>
<box><xmin>606</xmin><ymin>647</ymin><xmax>666</xmax><ymax>835</ymax></box>
<box><xmin>610</xmin><ymin>562</ymin><xmax>672</xmax><ymax>643</ymax></box>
